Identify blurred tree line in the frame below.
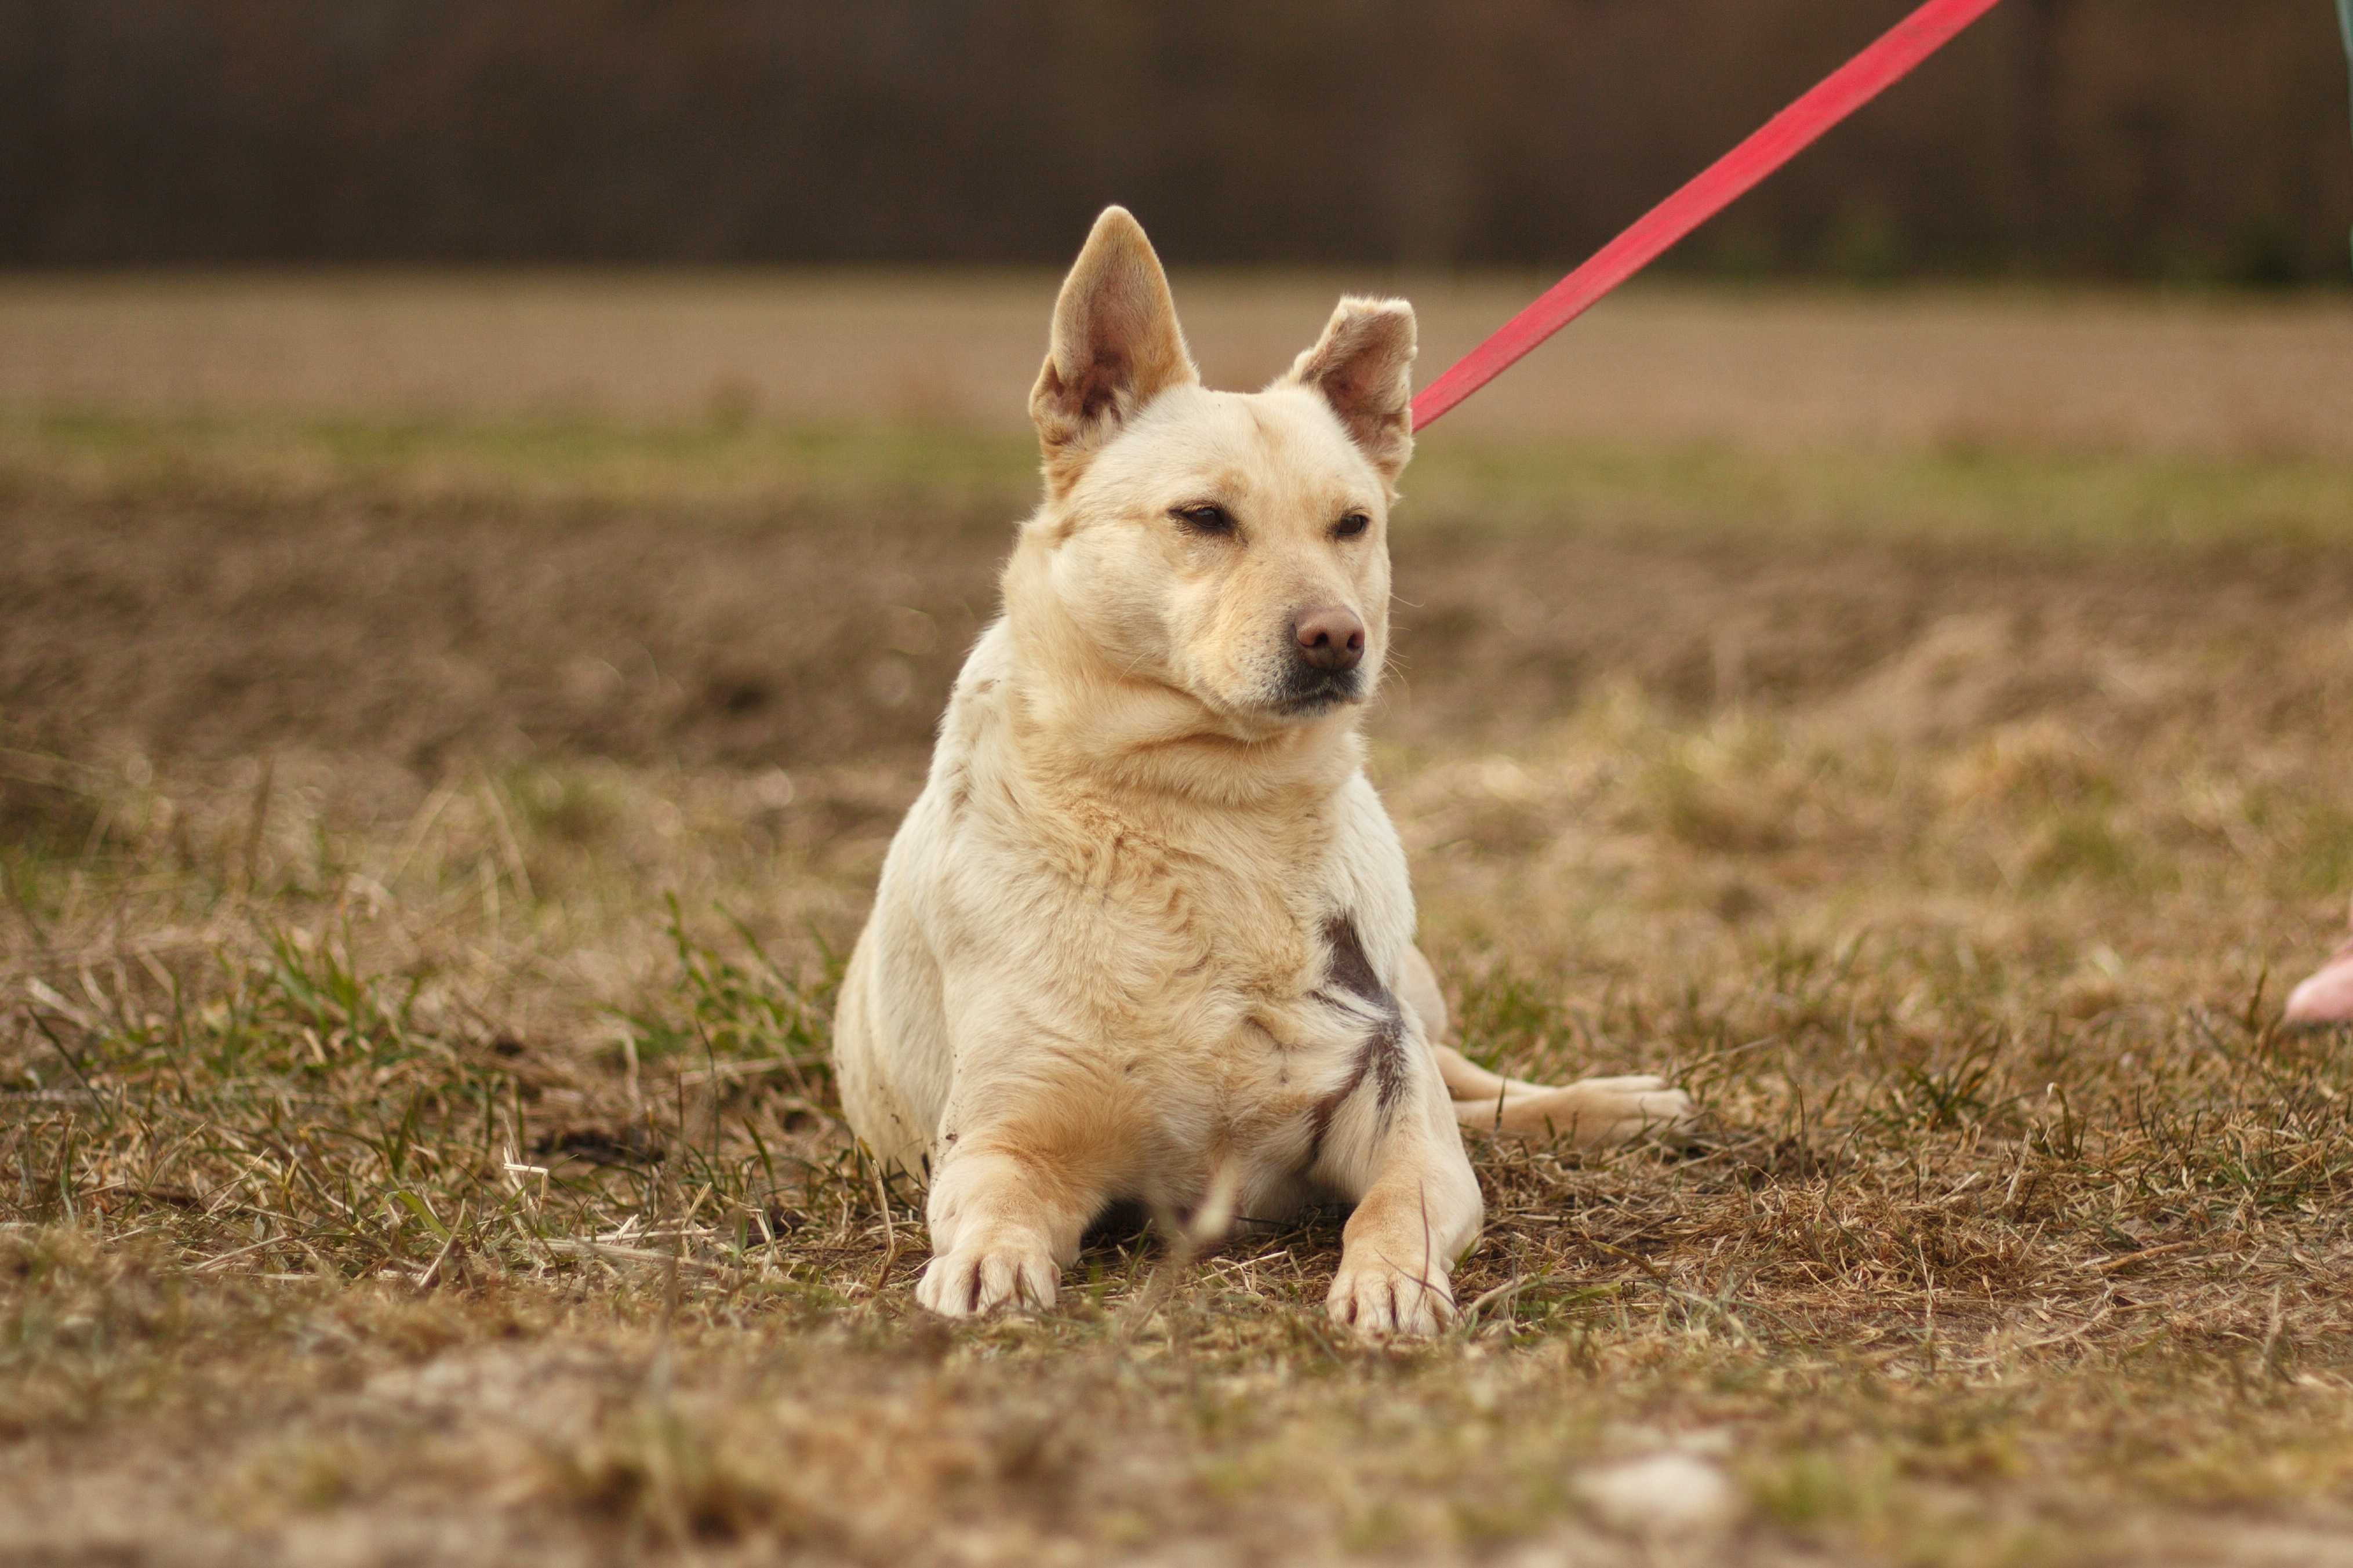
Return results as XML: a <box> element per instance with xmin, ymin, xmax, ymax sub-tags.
<box><xmin>2</xmin><ymin>0</ymin><xmax>2345</xmax><ymax>282</ymax></box>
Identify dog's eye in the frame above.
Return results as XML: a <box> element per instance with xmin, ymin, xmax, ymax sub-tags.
<box><xmin>1333</xmin><ymin>511</ymin><xmax>1371</xmax><ymax>541</ymax></box>
<box><xmin>1172</xmin><ymin>504</ymin><xmax>1235</xmax><ymax>537</ymax></box>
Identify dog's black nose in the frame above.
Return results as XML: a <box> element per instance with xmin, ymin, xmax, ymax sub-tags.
<box><xmin>1293</xmin><ymin>606</ymin><xmax>1365</xmax><ymax>672</ymax></box>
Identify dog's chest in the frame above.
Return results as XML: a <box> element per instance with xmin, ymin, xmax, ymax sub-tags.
<box><xmin>1005</xmin><ymin>784</ymin><xmax>1343</xmax><ymax>1027</ymax></box>
<box><xmin>973</xmin><ymin>758</ymin><xmax>1416</xmax><ymax>1197</ymax></box>
<box><xmin>1134</xmin><ymin>904</ymin><xmax>1413</xmax><ymax>1206</ymax></box>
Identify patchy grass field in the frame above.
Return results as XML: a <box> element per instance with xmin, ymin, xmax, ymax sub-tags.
<box><xmin>5</xmin><ymin>280</ymin><xmax>2353</xmax><ymax>1566</ymax></box>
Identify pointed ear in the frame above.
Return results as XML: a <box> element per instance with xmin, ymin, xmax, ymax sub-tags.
<box><xmin>1030</xmin><ymin>206</ymin><xmax>1196</xmax><ymax>489</ymax></box>
<box><xmin>1284</xmin><ymin>296</ymin><xmax>1416</xmax><ymax>486</ymax></box>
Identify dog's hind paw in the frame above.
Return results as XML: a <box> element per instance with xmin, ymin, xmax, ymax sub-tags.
<box><xmin>1576</xmin><ymin>1076</ymin><xmax>1699</xmax><ymax>1143</ymax></box>
<box><xmin>1327</xmin><ymin>1258</ymin><xmax>1455</xmax><ymax>1339</ymax></box>
<box><xmin>915</xmin><ymin>1235</ymin><xmax>1061</xmax><ymax>1319</ymax></box>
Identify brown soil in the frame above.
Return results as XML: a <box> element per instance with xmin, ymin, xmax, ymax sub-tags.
<box><xmin>7</xmin><ymin>483</ymin><xmax>2348</xmax><ymax>780</ymax></box>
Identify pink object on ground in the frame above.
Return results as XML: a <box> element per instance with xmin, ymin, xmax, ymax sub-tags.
<box><xmin>2285</xmin><ymin>925</ymin><xmax>2353</xmax><ymax>1027</ymax></box>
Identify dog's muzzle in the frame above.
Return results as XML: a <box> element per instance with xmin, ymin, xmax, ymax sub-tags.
<box><xmin>1274</xmin><ymin>663</ymin><xmax>1364</xmax><ymax>716</ymax></box>
<box><xmin>1272</xmin><ymin>604</ymin><xmax>1367</xmax><ymax>715</ymax></box>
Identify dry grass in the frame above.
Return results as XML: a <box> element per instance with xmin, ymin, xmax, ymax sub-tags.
<box><xmin>6</xmin><ymin>279</ymin><xmax>2353</xmax><ymax>1566</ymax></box>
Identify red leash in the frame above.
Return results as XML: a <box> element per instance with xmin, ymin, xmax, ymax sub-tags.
<box><xmin>1411</xmin><ymin>0</ymin><xmax>2006</xmax><ymax>432</ymax></box>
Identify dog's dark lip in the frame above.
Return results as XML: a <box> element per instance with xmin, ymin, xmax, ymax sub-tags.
<box><xmin>1271</xmin><ymin>680</ymin><xmax>1363</xmax><ymax>718</ymax></box>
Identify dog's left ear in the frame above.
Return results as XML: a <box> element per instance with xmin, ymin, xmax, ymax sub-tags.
<box><xmin>1285</xmin><ymin>297</ymin><xmax>1416</xmax><ymax>486</ymax></box>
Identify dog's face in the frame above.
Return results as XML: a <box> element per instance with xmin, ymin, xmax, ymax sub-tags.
<box><xmin>1021</xmin><ymin>209</ymin><xmax>1416</xmax><ymax>735</ymax></box>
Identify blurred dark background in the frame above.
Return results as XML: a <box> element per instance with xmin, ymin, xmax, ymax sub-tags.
<box><xmin>2</xmin><ymin>0</ymin><xmax>2347</xmax><ymax>283</ymax></box>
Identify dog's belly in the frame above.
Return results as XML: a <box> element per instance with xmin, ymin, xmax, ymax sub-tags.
<box><xmin>1111</xmin><ymin>1005</ymin><xmax>1387</xmax><ymax>1228</ymax></box>
<box><xmin>1120</xmin><ymin>1114</ymin><xmax>1333</xmax><ymax>1233</ymax></box>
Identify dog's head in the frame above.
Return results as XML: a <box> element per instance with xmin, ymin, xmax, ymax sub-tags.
<box><xmin>1014</xmin><ymin>207</ymin><xmax>1414</xmax><ymax>741</ymax></box>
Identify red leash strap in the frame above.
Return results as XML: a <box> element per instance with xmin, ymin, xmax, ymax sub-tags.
<box><xmin>1411</xmin><ymin>0</ymin><xmax>2006</xmax><ymax>432</ymax></box>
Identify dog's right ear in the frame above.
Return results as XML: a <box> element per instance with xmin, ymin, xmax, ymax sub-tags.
<box><xmin>1030</xmin><ymin>206</ymin><xmax>1197</xmax><ymax>493</ymax></box>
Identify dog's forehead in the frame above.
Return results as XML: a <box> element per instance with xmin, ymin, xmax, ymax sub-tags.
<box><xmin>1092</xmin><ymin>384</ymin><xmax>1377</xmax><ymax>508</ymax></box>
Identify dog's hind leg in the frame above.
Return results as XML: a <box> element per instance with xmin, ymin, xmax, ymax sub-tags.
<box><xmin>1403</xmin><ymin>947</ymin><xmax>1590</xmax><ymax>1104</ymax></box>
<box><xmin>1401</xmin><ymin>947</ymin><xmax>1554</xmax><ymax>1097</ymax></box>
<box><xmin>1395</xmin><ymin>944</ymin><xmax>1451</xmax><ymax>1043</ymax></box>
<box><xmin>1401</xmin><ymin>946</ymin><xmax>1696</xmax><ymax>1147</ymax></box>
<box><xmin>1432</xmin><ymin>1043</ymin><xmax>1562</xmax><ymax>1103</ymax></box>
<box><xmin>1451</xmin><ymin>1076</ymin><xmax>1696</xmax><ymax>1149</ymax></box>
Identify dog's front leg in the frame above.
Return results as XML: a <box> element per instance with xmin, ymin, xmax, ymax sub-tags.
<box><xmin>915</xmin><ymin>1091</ymin><xmax>1107</xmax><ymax>1319</ymax></box>
<box><xmin>1320</xmin><ymin>1057</ymin><xmax>1485</xmax><ymax>1338</ymax></box>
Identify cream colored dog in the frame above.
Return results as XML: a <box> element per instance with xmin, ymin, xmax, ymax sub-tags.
<box><xmin>834</xmin><ymin>208</ymin><xmax>1694</xmax><ymax>1336</ymax></box>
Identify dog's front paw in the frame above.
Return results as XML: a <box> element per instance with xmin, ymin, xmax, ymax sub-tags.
<box><xmin>915</xmin><ymin>1233</ymin><xmax>1060</xmax><ymax>1319</ymax></box>
<box><xmin>1327</xmin><ymin>1257</ymin><xmax>1454</xmax><ymax>1339</ymax></box>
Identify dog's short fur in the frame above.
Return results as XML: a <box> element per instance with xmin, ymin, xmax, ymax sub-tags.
<box><xmin>834</xmin><ymin>208</ymin><xmax>1694</xmax><ymax>1335</ymax></box>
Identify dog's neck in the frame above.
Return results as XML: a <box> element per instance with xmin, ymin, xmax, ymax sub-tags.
<box><xmin>996</xmin><ymin>548</ymin><xmax>1364</xmax><ymax>813</ymax></box>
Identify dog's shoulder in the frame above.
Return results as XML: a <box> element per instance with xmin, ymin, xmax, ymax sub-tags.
<box><xmin>927</xmin><ymin>618</ymin><xmax>1013</xmax><ymax>788</ymax></box>
<box><xmin>864</xmin><ymin>621</ymin><xmax>1016</xmax><ymax>948</ymax></box>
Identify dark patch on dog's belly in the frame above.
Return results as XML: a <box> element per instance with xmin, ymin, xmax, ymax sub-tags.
<box><xmin>1303</xmin><ymin>914</ymin><xmax>1408</xmax><ymax>1167</ymax></box>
